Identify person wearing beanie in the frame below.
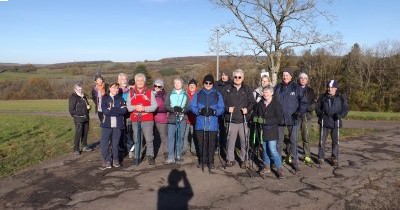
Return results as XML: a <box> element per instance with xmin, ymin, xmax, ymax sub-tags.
<box><xmin>274</xmin><ymin>67</ymin><xmax>307</xmax><ymax>172</ymax></box>
<box><xmin>153</xmin><ymin>79</ymin><xmax>168</xmax><ymax>160</ymax></box>
<box><xmin>222</xmin><ymin>69</ymin><xmax>256</xmax><ymax>168</ymax></box>
<box><xmin>183</xmin><ymin>78</ymin><xmax>198</xmax><ymax>156</ymax></box>
<box><xmin>190</xmin><ymin>74</ymin><xmax>224</xmax><ymax>171</ymax></box>
<box><xmin>316</xmin><ymin>80</ymin><xmax>349</xmax><ymax>167</ymax></box>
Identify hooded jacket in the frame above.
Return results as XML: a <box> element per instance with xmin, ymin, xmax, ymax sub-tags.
<box><xmin>316</xmin><ymin>92</ymin><xmax>349</xmax><ymax>128</ymax></box>
<box><xmin>69</xmin><ymin>92</ymin><xmax>90</xmax><ymax>122</ymax></box>
<box><xmin>164</xmin><ymin>89</ymin><xmax>190</xmax><ymax>124</ymax></box>
<box><xmin>222</xmin><ymin>83</ymin><xmax>256</xmax><ymax>123</ymax></box>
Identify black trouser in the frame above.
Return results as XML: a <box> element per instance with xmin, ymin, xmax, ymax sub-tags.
<box><xmin>195</xmin><ymin>131</ymin><xmax>217</xmax><ymax>165</ymax></box>
<box><xmin>97</xmin><ymin>111</ymin><xmax>104</xmax><ymax>122</ymax></box>
<box><xmin>299</xmin><ymin>116</ymin><xmax>311</xmax><ymax>157</ymax></box>
<box><xmin>74</xmin><ymin>120</ymin><xmax>89</xmax><ymax>152</ymax></box>
<box><xmin>318</xmin><ymin>127</ymin><xmax>339</xmax><ymax>160</ymax></box>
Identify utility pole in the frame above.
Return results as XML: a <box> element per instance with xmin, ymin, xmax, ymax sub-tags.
<box><xmin>216</xmin><ymin>29</ymin><xmax>220</xmax><ymax>81</ymax></box>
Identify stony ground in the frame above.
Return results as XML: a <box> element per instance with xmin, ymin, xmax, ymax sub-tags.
<box><xmin>1</xmin><ymin>120</ymin><xmax>400</xmax><ymax>210</ymax></box>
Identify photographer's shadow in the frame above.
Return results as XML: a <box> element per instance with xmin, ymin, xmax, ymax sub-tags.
<box><xmin>157</xmin><ymin>169</ymin><xmax>194</xmax><ymax>210</ymax></box>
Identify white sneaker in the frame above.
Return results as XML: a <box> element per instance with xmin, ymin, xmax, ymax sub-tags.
<box><xmin>128</xmin><ymin>151</ymin><xmax>134</xmax><ymax>159</ymax></box>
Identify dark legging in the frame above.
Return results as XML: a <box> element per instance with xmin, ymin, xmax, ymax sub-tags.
<box><xmin>195</xmin><ymin>131</ymin><xmax>217</xmax><ymax>165</ymax></box>
<box><xmin>74</xmin><ymin>120</ymin><xmax>89</xmax><ymax>152</ymax></box>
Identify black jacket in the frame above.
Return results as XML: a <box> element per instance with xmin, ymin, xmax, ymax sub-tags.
<box><xmin>215</xmin><ymin>79</ymin><xmax>233</xmax><ymax>94</ymax></box>
<box><xmin>254</xmin><ymin>97</ymin><xmax>283</xmax><ymax>141</ymax></box>
<box><xmin>316</xmin><ymin>92</ymin><xmax>349</xmax><ymax>128</ymax></box>
<box><xmin>69</xmin><ymin>92</ymin><xmax>90</xmax><ymax>122</ymax></box>
<box><xmin>300</xmin><ymin>85</ymin><xmax>316</xmax><ymax>120</ymax></box>
<box><xmin>101</xmin><ymin>94</ymin><xmax>127</xmax><ymax>129</ymax></box>
<box><xmin>274</xmin><ymin>81</ymin><xmax>308</xmax><ymax>126</ymax></box>
<box><xmin>222</xmin><ymin>84</ymin><xmax>256</xmax><ymax>123</ymax></box>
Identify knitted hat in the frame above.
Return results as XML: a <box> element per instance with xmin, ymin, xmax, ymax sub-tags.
<box><xmin>327</xmin><ymin>80</ymin><xmax>338</xmax><ymax>88</ymax></box>
<box><xmin>203</xmin><ymin>74</ymin><xmax>214</xmax><ymax>84</ymax></box>
<box><xmin>188</xmin><ymin>79</ymin><xmax>198</xmax><ymax>86</ymax></box>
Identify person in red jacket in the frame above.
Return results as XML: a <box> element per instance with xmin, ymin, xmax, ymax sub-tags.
<box><xmin>183</xmin><ymin>79</ymin><xmax>198</xmax><ymax>156</ymax></box>
<box><xmin>127</xmin><ymin>73</ymin><xmax>158</xmax><ymax>165</ymax></box>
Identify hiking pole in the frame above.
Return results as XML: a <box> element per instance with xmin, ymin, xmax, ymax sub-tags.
<box><xmin>135</xmin><ymin>112</ymin><xmax>142</xmax><ymax>166</ymax></box>
<box><xmin>175</xmin><ymin>113</ymin><xmax>180</xmax><ymax>161</ymax></box>
<box><xmin>242</xmin><ymin>113</ymin><xmax>250</xmax><ymax>172</ymax></box>
<box><xmin>202</xmin><ymin>110</ymin><xmax>207</xmax><ymax>172</ymax></box>
<box><xmin>317</xmin><ymin>117</ymin><xmax>324</xmax><ymax>168</ymax></box>
<box><xmin>224</xmin><ymin>112</ymin><xmax>233</xmax><ymax>169</ymax></box>
<box><xmin>207</xmin><ymin>115</ymin><xmax>211</xmax><ymax>172</ymax></box>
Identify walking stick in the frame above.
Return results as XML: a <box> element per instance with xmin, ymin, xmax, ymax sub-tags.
<box><xmin>175</xmin><ymin>113</ymin><xmax>180</xmax><ymax>161</ymax></box>
<box><xmin>317</xmin><ymin>117</ymin><xmax>324</xmax><ymax>168</ymax></box>
<box><xmin>242</xmin><ymin>113</ymin><xmax>250</xmax><ymax>170</ymax></box>
<box><xmin>202</xmin><ymin>113</ymin><xmax>206</xmax><ymax>172</ymax></box>
<box><xmin>224</xmin><ymin>112</ymin><xmax>233</xmax><ymax>169</ymax></box>
<box><xmin>135</xmin><ymin>112</ymin><xmax>142</xmax><ymax>166</ymax></box>
<box><xmin>207</xmin><ymin>115</ymin><xmax>211</xmax><ymax>172</ymax></box>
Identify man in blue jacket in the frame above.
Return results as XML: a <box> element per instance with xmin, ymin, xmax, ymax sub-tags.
<box><xmin>274</xmin><ymin>68</ymin><xmax>307</xmax><ymax>172</ymax></box>
<box><xmin>190</xmin><ymin>74</ymin><xmax>225</xmax><ymax>170</ymax></box>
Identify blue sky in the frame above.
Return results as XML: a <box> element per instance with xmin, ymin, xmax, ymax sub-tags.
<box><xmin>0</xmin><ymin>0</ymin><xmax>399</xmax><ymax>64</ymax></box>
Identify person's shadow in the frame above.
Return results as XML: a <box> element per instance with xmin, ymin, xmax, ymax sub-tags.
<box><xmin>157</xmin><ymin>169</ymin><xmax>193</xmax><ymax>210</ymax></box>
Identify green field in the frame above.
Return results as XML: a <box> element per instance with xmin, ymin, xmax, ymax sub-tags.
<box><xmin>0</xmin><ymin>114</ymin><xmax>100</xmax><ymax>177</ymax></box>
<box><xmin>346</xmin><ymin>111</ymin><xmax>400</xmax><ymax>121</ymax></box>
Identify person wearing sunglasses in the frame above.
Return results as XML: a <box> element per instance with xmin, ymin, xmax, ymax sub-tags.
<box><xmin>274</xmin><ymin>68</ymin><xmax>307</xmax><ymax>172</ymax></box>
<box><xmin>190</xmin><ymin>74</ymin><xmax>224</xmax><ymax>170</ymax></box>
<box><xmin>222</xmin><ymin>69</ymin><xmax>256</xmax><ymax>168</ymax></box>
<box><xmin>152</xmin><ymin>79</ymin><xmax>168</xmax><ymax>160</ymax></box>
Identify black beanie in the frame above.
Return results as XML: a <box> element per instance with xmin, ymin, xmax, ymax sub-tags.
<box><xmin>203</xmin><ymin>74</ymin><xmax>214</xmax><ymax>84</ymax></box>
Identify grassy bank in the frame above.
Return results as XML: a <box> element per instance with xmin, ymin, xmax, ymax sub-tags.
<box><xmin>0</xmin><ymin>114</ymin><xmax>100</xmax><ymax>177</ymax></box>
<box><xmin>346</xmin><ymin>111</ymin><xmax>400</xmax><ymax>121</ymax></box>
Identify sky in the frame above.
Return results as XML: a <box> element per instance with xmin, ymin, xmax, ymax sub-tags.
<box><xmin>0</xmin><ymin>0</ymin><xmax>399</xmax><ymax>64</ymax></box>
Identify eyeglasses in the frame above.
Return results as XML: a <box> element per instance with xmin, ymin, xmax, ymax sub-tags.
<box><xmin>234</xmin><ymin>76</ymin><xmax>242</xmax><ymax>79</ymax></box>
<box><xmin>154</xmin><ymin>85</ymin><xmax>163</xmax><ymax>88</ymax></box>
<box><xmin>204</xmin><ymin>82</ymin><xmax>213</xmax><ymax>85</ymax></box>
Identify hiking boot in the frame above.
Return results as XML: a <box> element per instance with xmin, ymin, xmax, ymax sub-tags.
<box><xmin>304</xmin><ymin>156</ymin><xmax>313</xmax><ymax>165</ymax></box>
<box><xmin>113</xmin><ymin>161</ymin><xmax>121</xmax><ymax>168</ymax></box>
<box><xmin>225</xmin><ymin>161</ymin><xmax>236</xmax><ymax>167</ymax></box>
<box><xmin>165</xmin><ymin>159</ymin><xmax>175</xmax><ymax>164</ymax></box>
<box><xmin>260</xmin><ymin>166</ymin><xmax>271</xmax><ymax>177</ymax></box>
<box><xmin>208</xmin><ymin>163</ymin><xmax>215</xmax><ymax>170</ymax></box>
<box><xmin>331</xmin><ymin>159</ymin><xmax>338</xmax><ymax>167</ymax></box>
<box><xmin>293</xmin><ymin>162</ymin><xmax>300</xmax><ymax>172</ymax></box>
<box><xmin>100</xmin><ymin>162</ymin><xmax>112</xmax><ymax>170</ymax></box>
<box><xmin>240</xmin><ymin>161</ymin><xmax>247</xmax><ymax>169</ymax></box>
<box><xmin>284</xmin><ymin>156</ymin><xmax>292</xmax><ymax>164</ymax></box>
<box><xmin>277</xmin><ymin>167</ymin><xmax>285</xmax><ymax>179</ymax></box>
<box><xmin>74</xmin><ymin>151</ymin><xmax>81</xmax><ymax>155</ymax></box>
<box><xmin>82</xmin><ymin>146</ymin><xmax>93</xmax><ymax>152</ymax></box>
<box><xmin>148</xmin><ymin>156</ymin><xmax>155</xmax><ymax>165</ymax></box>
<box><xmin>318</xmin><ymin>159</ymin><xmax>325</xmax><ymax>165</ymax></box>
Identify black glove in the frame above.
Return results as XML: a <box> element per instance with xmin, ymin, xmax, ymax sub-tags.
<box><xmin>333</xmin><ymin>113</ymin><xmax>341</xmax><ymax>121</ymax></box>
<box><xmin>200</xmin><ymin>107</ymin><xmax>216</xmax><ymax>116</ymax></box>
<box><xmin>292</xmin><ymin>111</ymin><xmax>302</xmax><ymax>119</ymax></box>
<box><xmin>173</xmin><ymin>106</ymin><xmax>183</xmax><ymax>113</ymax></box>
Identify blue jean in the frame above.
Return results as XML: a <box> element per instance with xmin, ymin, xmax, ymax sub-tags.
<box><xmin>167</xmin><ymin>121</ymin><xmax>187</xmax><ymax>160</ymax></box>
<box><xmin>262</xmin><ymin>140</ymin><xmax>283</xmax><ymax>168</ymax></box>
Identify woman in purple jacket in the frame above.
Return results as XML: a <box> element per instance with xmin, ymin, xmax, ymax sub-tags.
<box><xmin>153</xmin><ymin>79</ymin><xmax>168</xmax><ymax>159</ymax></box>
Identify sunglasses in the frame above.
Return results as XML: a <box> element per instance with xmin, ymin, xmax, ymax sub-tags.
<box><xmin>154</xmin><ymin>85</ymin><xmax>163</xmax><ymax>88</ymax></box>
<box><xmin>234</xmin><ymin>76</ymin><xmax>242</xmax><ymax>79</ymax></box>
<box><xmin>204</xmin><ymin>82</ymin><xmax>213</xmax><ymax>85</ymax></box>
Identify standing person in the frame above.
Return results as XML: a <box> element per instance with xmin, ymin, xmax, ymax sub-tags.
<box><xmin>183</xmin><ymin>79</ymin><xmax>198</xmax><ymax>156</ymax></box>
<box><xmin>153</xmin><ymin>79</ymin><xmax>168</xmax><ymax>159</ymax></box>
<box><xmin>253</xmin><ymin>75</ymin><xmax>271</xmax><ymax>103</ymax></box>
<box><xmin>254</xmin><ymin>85</ymin><xmax>285</xmax><ymax>178</ymax></box>
<box><xmin>316</xmin><ymin>80</ymin><xmax>349</xmax><ymax>167</ymax></box>
<box><xmin>222</xmin><ymin>69</ymin><xmax>256</xmax><ymax>168</ymax></box>
<box><xmin>190</xmin><ymin>74</ymin><xmax>224</xmax><ymax>170</ymax></box>
<box><xmin>118</xmin><ymin>73</ymin><xmax>133</xmax><ymax>159</ymax></box>
<box><xmin>68</xmin><ymin>82</ymin><xmax>93</xmax><ymax>155</ymax></box>
<box><xmin>99</xmin><ymin>83</ymin><xmax>127</xmax><ymax>169</ymax></box>
<box><xmin>297</xmin><ymin>72</ymin><xmax>316</xmax><ymax>165</ymax></box>
<box><xmin>215</xmin><ymin>72</ymin><xmax>233</xmax><ymax>93</ymax></box>
<box><xmin>126</xmin><ymin>73</ymin><xmax>158</xmax><ymax>165</ymax></box>
<box><xmin>274</xmin><ymin>68</ymin><xmax>307</xmax><ymax>172</ymax></box>
<box><xmin>165</xmin><ymin>78</ymin><xmax>190</xmax><ymax>164</ymax></box>
<box><xmin>91</xmin><ymin>73</ymin><xmax>108</xmax><ymax>122</ymax></box>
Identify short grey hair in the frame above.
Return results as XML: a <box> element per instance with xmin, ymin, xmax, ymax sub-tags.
<box><xmin>118</xmin><ymin>73</ymin><xmax>128</xmax><ymax>79</ymax></box>
<box><xmin>233</xmin><ymin>69</ymin><xmax>244</xmax><ymax>77</ymax></box>
<box><xmin>134</xmin><ymin>73</ymin><xmax>146</xmax><ymax>82</ymax></box>
<box><xmin>173</xmin><ymin>77</ymin><xmax>184</xmax><ymax>85</ymax></box>
<box><xmin>262</xmin><ymin>85</ymin><xmax>274</xmax><ymax>94</ymax></box>
<box><xmin>299</xmin><ymin>72</ymin><xmax>309</xmax><ymax>79</ymax></box>
<box><xmin>73</xmin><ymin>82</ymin><xmax>83</xmax><ymax>89</ymax></box>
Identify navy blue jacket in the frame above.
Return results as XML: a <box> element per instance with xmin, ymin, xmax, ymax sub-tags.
<box><xmin>274</xmin><ymin>81</ymin><xmax>308</xmax><ymax>126</ymax></box>
<box><xmin>100</xmin><ymin>94</ymin><xmax>127</xmax><ymax>129</ymax></box>
<box><xmin>316</xmin><ymin>92</ymin><xmax>349</xmax><ymax>128</ymax></box>
<box><xmin>190</xmin><ymin>88</ymin><xmax>225</xmax><ymax>131</ymax></box>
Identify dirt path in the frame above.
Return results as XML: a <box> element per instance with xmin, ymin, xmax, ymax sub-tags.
<box><xmin>1</xmin><ymin>120</ymin><xmax>400</xmax><ymax>210</ymax></box>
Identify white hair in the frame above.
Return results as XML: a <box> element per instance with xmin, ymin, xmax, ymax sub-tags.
<box><xmin>299</xmin><ymin>72</ymin><xmax>308</xmax><ymax>79</ymax></box>
<box><xmin>134</xmin><ymin>73</ymin><xmax>146</xmax><ymax>82</ymax></box>
<box><xmin>118</xmin><ymin>73</ymin><xmax>128</xmax><ymax>79</ymax></box>
<box><xmin>233</xmin><ymin>69</ymin><xmax>244</xmax><ymax>77</ymax></box>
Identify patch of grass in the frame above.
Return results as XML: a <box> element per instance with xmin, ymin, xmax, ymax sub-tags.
<box><xmin>0</xmin><ymin>114</ymin><xmax>100</xmax><ymax>177</ymax></box>
<box><xmin>0</xmin><ymin>99</ymin><xmax>96</xmax><ymax>113</ymax></box>
<box><xmin>346</xmin><ymin>111</ymin><xmax>400</xmax><ymax>121</ymax></box>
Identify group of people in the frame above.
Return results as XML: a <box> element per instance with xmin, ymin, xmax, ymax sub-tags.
<box><xmin>68</xmin><ymin>67</ymin><xmax>348</xmax><ymax>178</ymax></box>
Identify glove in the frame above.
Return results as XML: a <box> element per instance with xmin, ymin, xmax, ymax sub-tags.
<box><xmin>173</xmin><ymin>106</ymin><xmax>183</xmax><ymax>113</ymax></box>
<box><xmin>292</xmin><ymin>111</ymin><xmax>302</xmax><ymax>119</ymax></box>
<box><xmin>333</xmin><ymin>113</ymin><xmax>341</xmax><ymax>121</ymax></box>
<box><xmin>200</xmin><ymin>107</ymin><xmax>216</xmax><ymax>116</ymax></box>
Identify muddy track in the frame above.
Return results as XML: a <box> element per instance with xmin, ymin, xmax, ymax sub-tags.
<box><xmin>1</xmin><ymin>121</ymin><xmax>400</xmax><ymax>210</ymax></box>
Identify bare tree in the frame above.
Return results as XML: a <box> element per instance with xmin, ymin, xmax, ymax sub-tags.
<box><xmin>210</xmin><ymin>0</ymin><xmax>339</xmax><ymax>85</ymax></box>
